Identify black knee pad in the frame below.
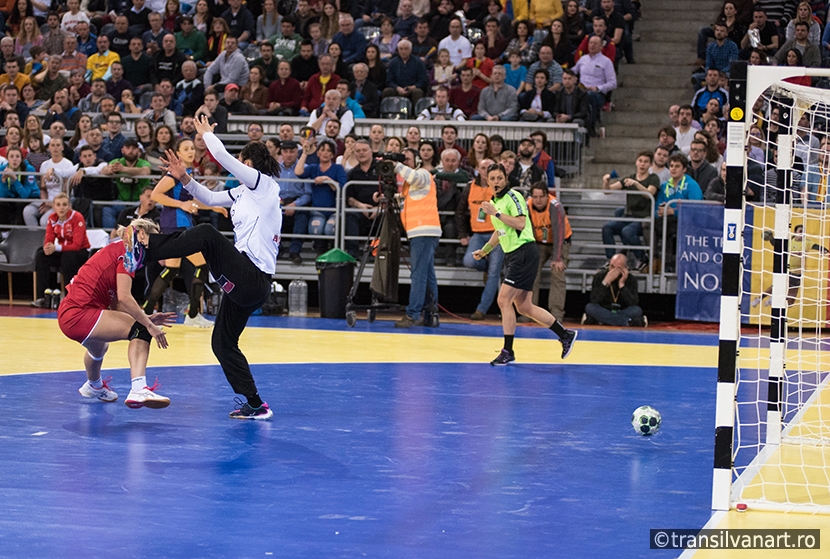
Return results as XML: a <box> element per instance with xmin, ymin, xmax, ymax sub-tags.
<box><xmin>128</xmin><ymin>322</ymin><xmax>152</xmax><ymax>343</ymax></box>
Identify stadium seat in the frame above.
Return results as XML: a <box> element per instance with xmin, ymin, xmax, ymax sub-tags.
<box><xmin>466</xmin><ymin>27</ymin><xmax>483</xmax><ymax>43</ymax></box>
<box><xmin>361</xmin><ymin>26</ymin><xmax>380</xmax><ymax>41</ymax></box>
<box><xmin>380</xmin><ymin>97</ymin><xmax>413</xmax><ymax>120</ymax></box>
<box><xmin>533</xmin><ymin>29</ymin><xmax>549</xmax><ymax>43</ymax></box>
<box><xmin>243</xmin><ymin>44</ymin><xmax>261</xmax><ymax>63</ymax></box>
<box><xmin>138</xmin><ymin>91</ymin><xmax>154</xmax><ymax>110</ymax></box>
<box><xmin>413</xmin><ymin>97</ymin><xmax>435</xmax><ymax>117</ymax></box>
<box><xmin>0</xmin><ymin>228</ymin><xmax>45</xmax><ymax>302</ymax></box>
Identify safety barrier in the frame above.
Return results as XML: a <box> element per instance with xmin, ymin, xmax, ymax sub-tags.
<box><xmin>0</xmin><ymin>173</ymin><xmax>699</xmax><ymax>296</ymax></box>
<box><xmin>115</xmin><ymin>113</ymin><xmax>587</xmax><ymax>177</ymax></box>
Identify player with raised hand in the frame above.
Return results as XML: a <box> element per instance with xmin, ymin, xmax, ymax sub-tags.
<box><xmin>58</xmin><ymin>218</ymin><xmax>177</xmax><ymax>409</ymax></box>
<box><xmin>142</xmin><ymin>115</ymin><xmax>283</xmax><ymax>420</ymax></box>
<box><xmin>473</xmin><ymin>162</ymin><xmax>578</xmax><ymax>366</ymax></box>
<box><xmin>146</xmin><ymin>137</ymin><xmax>228</xmax><ymax>328</ymax></box>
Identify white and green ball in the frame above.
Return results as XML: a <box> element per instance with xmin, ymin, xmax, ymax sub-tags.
<box><xmin>632</xmin><ymin>405</ymin><xmax>662</xmax><ymax>436</ymax></box>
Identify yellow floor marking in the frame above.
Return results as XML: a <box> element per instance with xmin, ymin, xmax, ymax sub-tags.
<box><xmin>0</xmin><ymin>316</ymin><xmax>715</xmax><ymax>375</ymax></box>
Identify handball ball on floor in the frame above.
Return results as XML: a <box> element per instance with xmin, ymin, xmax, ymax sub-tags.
<box><xmin>631</xmin><ymin>405</ymin><xmax>661</xmax><ymax>436</ymax></box>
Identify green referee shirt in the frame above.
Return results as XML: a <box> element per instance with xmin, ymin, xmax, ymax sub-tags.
<box><xmin>492</xmin><ymin>188</ymin><xmax>536</xmax><ymax>253</ymax></box>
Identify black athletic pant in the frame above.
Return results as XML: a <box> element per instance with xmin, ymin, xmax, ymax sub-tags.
<box><xmin>35</xmin><ymin>248</ymin><xmax>88</xmax><ymax>295</ymax></box>
<box><xmin>147</xmin><ymin>224</ymin><xmax>271</xmax><ymax>398</ymax></box>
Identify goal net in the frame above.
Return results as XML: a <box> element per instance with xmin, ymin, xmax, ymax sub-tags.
<box><xmin>731</xmin><ymin>78</ymin><xmax>830</xmax><ymax>513</ymax></box>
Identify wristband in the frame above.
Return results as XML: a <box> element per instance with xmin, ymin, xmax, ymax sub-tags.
<box><xmin>482</xmin><ymin>243</ymin><xmax>494</xmax><ymax>255</ymax></box>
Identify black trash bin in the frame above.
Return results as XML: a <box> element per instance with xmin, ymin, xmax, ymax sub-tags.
<box><xmin>316</xmin><ymin>249</ymin><xmax>357</xmax><ymax>318</ymax></box>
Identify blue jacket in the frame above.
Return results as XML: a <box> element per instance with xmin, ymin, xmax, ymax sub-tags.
<box><xmin>0</xmin><ymin>161</ymin><xmax>38</xmax><ymax>199</ymax></box>
<box><xmin>344</xmin><ymin>97</ymin><xmax>365</xmax><ymax>119</ymax></box>
<box><xmin>332</xmin><ymin>31</ymin><xmax>368</xmax><ymax>64</ymax></box>
<box><xmin>78</xmin><ymin>34</ymin><xmax>98</xmax><ymax>56</ymax></box>
<box><xmin>386</xmin><ymin>55</ymin><xmax>429</xmax><ymax>91</ymax></box>
<box><xmin>101</xmin><ymin>133</ymin><xmax>126</xmax><ymax>162</ymax></box>
<box><xmin>279</xmin><ymin>161</ymin><xmax>312</xmax><ymax>206</ymax></box>
<box><xmin>655</xmin><ymin>174</ymin><xmax>702</xmax><ymax>216</ymax></box>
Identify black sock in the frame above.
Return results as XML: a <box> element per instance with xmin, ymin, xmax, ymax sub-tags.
<box><xmin>145</xmin><ymin>267</ymin><xmax>179</xmax><ymax>315</ymax></box>
<box><xmin>247</xmin><ymin>394</ymin><xmax>264</xmax><ymax>408</ymax></box>
<box><xmin>549</xmin><ymin>320</ymin><xmax>567</xmax><ymax>338</ymax></box>
<box><xmin>188</xmin><ymin>265</ymin><xmax>207</xmax><ymax>318</ymax></box>
<box><xmin>504</xmin><ymin>335</ymin><xmax>514</xmax><ymax>352</ymax></box>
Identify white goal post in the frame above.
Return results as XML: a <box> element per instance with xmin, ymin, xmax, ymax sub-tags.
<box><xmin>713</xmin><ymin>63</ymin><xmax>830</xmax><ymax>514</ymax></box>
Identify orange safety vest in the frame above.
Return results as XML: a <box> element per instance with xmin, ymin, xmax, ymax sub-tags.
<box><xmin>400</xmin><ymin>176</ymin><xmax>441</xmax><ymax>237</ymax></box>
<box><xmin>467</xmin><ymin>181</ymin><xmax>495</xmax><ymax>233</ymax></box>
<box><xmin>529</xmin><ymin>194</ymin><xmax>572</xmax><ymax>244</ymax></box>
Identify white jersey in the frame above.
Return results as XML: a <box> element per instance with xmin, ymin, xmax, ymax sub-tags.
<box><xmin>184</xmin><ymin>133</ymin><xmax>283</xmax><ymax>274</ymax></box>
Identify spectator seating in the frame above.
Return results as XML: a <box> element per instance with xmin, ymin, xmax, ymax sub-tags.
<box><xmin>379</xmin><ymin>97</ymin><xmax>414</xmax><ymax>120</ymax></box>
<box><xmin>0</xmin><ymin>228</ymin><xmax>46</xmax><ymax>302</ymax></box>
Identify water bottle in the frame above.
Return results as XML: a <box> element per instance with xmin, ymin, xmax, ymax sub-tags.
<box><xmin>43</xmin><ymin>288</ymin><xmax>53</xmax><ymax>309</ymax></box>
<box><xmin>52</xmin><ymin>289</ymin><xmax>61</xmax><ymax>309</ymax></box>
<box><xmin>288</xmin><ymin>279</ymin><xmax>307</xmax><ymax>317</ymax></box>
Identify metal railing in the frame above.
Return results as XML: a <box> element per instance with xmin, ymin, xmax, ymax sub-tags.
<box><xmin>110</xmin><ymin>113</ymin><xmax>586</xmax><ymax>178</ymax></box>
<box><xmin>562</xmin><ymin>188</ymin><xmax>657</xmax><ymax>292</ymax></box>
<box><xmin>1</xmin><ymin>173</ymin><xmax>707</xmax><ymax>296</ymax></box>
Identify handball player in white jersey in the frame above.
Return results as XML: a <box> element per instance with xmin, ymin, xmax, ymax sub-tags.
<box><xmin>142</xmin><ymin>116</ymin><xmax>283</xmax><ymax>420</ymax></box>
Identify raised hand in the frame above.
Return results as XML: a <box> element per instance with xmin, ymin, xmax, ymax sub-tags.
<box><xmin>194</xmin><ymin>114</ymin><xmax>217</xmax><ymax>135</ymax></box>
<box><xmin>160</xmin><ymin>149</ymin><xmax>189</xmax><ymax>182</ymax></box>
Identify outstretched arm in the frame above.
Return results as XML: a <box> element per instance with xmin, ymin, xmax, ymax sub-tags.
<box><xmin>160</xmin><ymin>149</ymin><xmax>234</xmax><ymax>207</ymax></box>
<box><xmin>194</xmin><ymin>114</ymin><xmax>264</xmax><ymax>188</ymax></box>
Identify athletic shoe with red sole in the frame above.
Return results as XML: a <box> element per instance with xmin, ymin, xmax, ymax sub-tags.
<box><xmin>125</xmin><ymin>380</ymin><xmax>170</xmax><ymax>409</ymax></box>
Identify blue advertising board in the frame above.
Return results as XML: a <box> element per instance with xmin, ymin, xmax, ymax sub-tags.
<box><xmin>675</xmin><ymin>203</ymin><xmax>724</xmax><ymax>322</ymax></box>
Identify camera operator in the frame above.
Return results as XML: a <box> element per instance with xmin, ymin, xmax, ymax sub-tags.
<box><xmin>391</xmin><ymin>148</ymin><xmax>441</xmax><ymax>329</ymax></box>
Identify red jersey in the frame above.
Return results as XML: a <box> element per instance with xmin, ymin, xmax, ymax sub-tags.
<box><xmin>45</xmin><ymin>209</ymin><xmax>90</xmax><ymax>252</ymax></box>
<box><xmin>65</xmin><ymin>241</ymin><xmax>134</xmax><ymax>310</ymax></box>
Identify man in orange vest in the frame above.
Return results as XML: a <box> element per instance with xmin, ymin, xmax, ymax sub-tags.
<box><xmin>455</xmin><ymin>158</ymin><xmax>504</xmax><ymax>320</ymax></box>
<box><xmin>394</xmin><ymin>148</ymin><xmax>442</xmax><ymax>328</ymax></box>
<box><xmin>527</xmin><ymin>182</ymin><xmax>572</xmax><ymax>322</ymax></box>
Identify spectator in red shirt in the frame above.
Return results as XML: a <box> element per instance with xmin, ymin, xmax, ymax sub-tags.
<box><xmin>449</xmin><ymin>66</ymin><xmax>481</xmax><ymax>119</ymax></box>
<box><xmin>33</xmin><ymin>192</ymin><xmax>90</xmax><ymax>307</ymax></box>
<box><xmin>268</xmin><ymin>59</ymin><xmax>302</xmax><ymax>116</ymax></box>
<box><xmin>300</xmin><ymin>53</ymin><xmax>340</xmax><ymax>115</ymax></box>
<box><xmin>574</xmin><ymin>16</ymin><xmax>616</xmax><ymax>63</ymax></box>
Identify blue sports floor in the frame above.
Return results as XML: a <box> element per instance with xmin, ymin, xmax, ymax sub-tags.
<box><xmin>0</xmin><ymin>313</ymin><xmax>720</xmax><ymax>559</ymax></box>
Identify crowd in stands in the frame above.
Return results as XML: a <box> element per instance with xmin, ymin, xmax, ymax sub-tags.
<box><xmin>596</xmin><ymin>0</ymin><xmax>830</xmax><ymax>294</ymax></box>
<box><xmin>0</xmin><ymin>0</ymin><xmax>635</xmax><ymax>318</ymax></box>
<box><xmin>9</xmin><ymin>0</ymin><xmax>818</xmax><ymax>323</ymax></box>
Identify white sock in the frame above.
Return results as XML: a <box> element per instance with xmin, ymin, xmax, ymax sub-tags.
<box><xmin>131</xmin><ymin>376</ymin><xmax>146</xmax><ymax>392</ymax></box>
<box><xmin>89</xmin><ymin>377</ymin><xmax>103</xmax><ymax>389</ymax></box>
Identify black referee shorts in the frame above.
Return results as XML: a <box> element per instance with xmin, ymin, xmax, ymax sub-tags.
<box><xmin>502</xmin><ymin>242</ymin><xmax>539</xmax><ymax>292</ymax></box>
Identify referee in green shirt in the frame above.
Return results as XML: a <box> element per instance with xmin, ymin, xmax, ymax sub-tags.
<box><xmin>473</xmin><ymin>162</ymin><xmax>578</xmax><ymax>366</ymax></box>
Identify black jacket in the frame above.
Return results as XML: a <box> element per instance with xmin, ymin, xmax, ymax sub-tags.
<box><xmin>590</xmin><ymin>267</ymin><xmax>639</xmax><ymax>310</ymax></box>
<box><xmin>552</xmin><ymin>86</ymin><xmax>590</xmax><ymax>123</ymax></box>
<box><xmin>350</xmin><ymin>79</ymin><xmax>380</xmax><ymax>118</ymax></box>
<box><xmin>518</xmin><ymin>88</ymin><xmax>557</xmax><ymax>119</ymax></box>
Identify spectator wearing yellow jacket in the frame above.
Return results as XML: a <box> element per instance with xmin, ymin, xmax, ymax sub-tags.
<box><xmin>513</xmin><ymin>0</ymin><xmax>564</xmax><ymax>29</ymax></box>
